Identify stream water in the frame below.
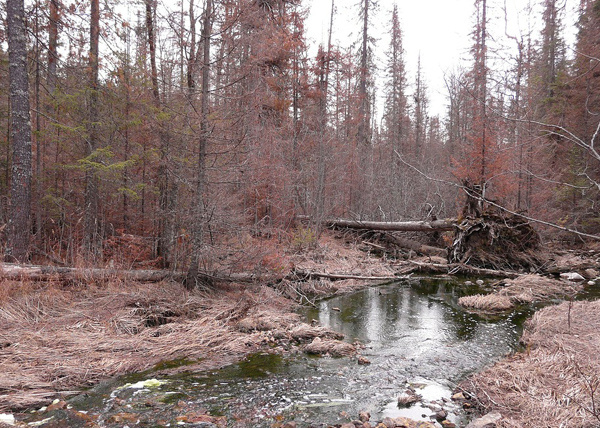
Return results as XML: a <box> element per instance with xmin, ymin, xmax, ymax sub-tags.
<box><xmin>26</xmin><ymin>277</ymin><xmax>536</xmax><ymax>427</ymax></box>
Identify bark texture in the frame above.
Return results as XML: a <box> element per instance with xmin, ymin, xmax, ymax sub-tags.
<box><xmin>6</xmin><ymin>0</ymin><xmax>33</xmax><ymax>262</ymax></box>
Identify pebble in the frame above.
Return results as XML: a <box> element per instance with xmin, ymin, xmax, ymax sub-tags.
<box><xmin>359</xmin><ymin>411</ymin><xmax>371</xmax><ymax>422</ymax></box>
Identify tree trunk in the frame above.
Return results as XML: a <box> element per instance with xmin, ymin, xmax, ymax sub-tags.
<box><xmin>146</xmin><ymin>0</ymin><xmax>177</xmax><ymax>268</ymax></box>
<box><xmin>326</xmin><ymin>218</ymin><xmax>455</xmax><ymax>232</ymax></box>
<box><xmin>186</xmin><ymin>0</ymin><xmax>212</xmax><ymax>288</ymax></box>
<box><xmin>83</xmin><ymin>0</ymin><xmax>101</xmax><ymax>260</ymax></box>
<box><xmin>6</xmin><ymin>0</ymin><xmax>33</xmax><ymax>263</ymax></box>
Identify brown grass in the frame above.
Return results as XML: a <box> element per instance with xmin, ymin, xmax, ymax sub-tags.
<box><xmin>458</xmin><ymin>294</ymin><xmax>514</xmax><ymax>312</ymax></box>
<box><xmin>459</xmin><ymin>274</ymin><xmax>583</xmax><ymax>313</ymax></box>
<box><xmin>460</xmin><ymin>299</ymin><xmax>600</xmax><ymax>427</ymax></box>
<box><xmin>0</xmin><ymin>279</ymin><xmax>297</xmax><ymax>412</ymax></box>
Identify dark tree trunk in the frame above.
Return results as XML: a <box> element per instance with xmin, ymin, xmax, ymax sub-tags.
<box><xmin>6</xmin><ymin>0</ymin><xmax>33</xmax><ymax>263</ymax></box>
<box><xmin>146</xmin><ymin>0</ymin><xmax>177</xmax><ymax>268</ymax></box>
<box><xmin>83</xmin><ymin>0</ymin><xmax>101</xmax><ymax>259</ymax></box>
<box><xmin>186</xmin><ymin>0</ymin><xmax>212</xmax><ymax>288</ymax></box>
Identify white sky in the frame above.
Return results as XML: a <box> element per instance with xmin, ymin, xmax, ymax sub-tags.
<box><xmin>304</xmin><ymin>0</ymin><xmax>579</xmax><ymax>118</ymax></box>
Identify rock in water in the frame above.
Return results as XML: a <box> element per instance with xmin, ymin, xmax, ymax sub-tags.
<box><xmin>357</xmin><ymin>356</ymin><xmax>371</xmax><ymax>365</ymax></box>
<box><xmin>434</xmin><ymin>409</ymin><xmax>448</xmax><ymax>421</ymax></box>
<box><xmin>358</xmin><ymin>411</ymin><xmax>371</xmax><ymax>422</ymax></box>
<box><xmin>397</xmin><ymin>390</ymin><xmax>421</xmax><ymax>407</ymax></box>
<box><xmin>560</xmin><ymin>272</ymin><xmax>585</xmax><ymax>282</ymax></box>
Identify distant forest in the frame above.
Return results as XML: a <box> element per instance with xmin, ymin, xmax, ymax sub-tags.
<box><xmin>2</xmin><ymin>0</ymin><xmax>599</xmax><ymax>276</ymax></box>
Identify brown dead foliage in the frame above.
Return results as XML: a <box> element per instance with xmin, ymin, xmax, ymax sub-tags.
<box><xmin>458</xmin><ymin>274</ymin><xmax>582</xmax><ymax>313</ymax></box>
<box><xmin>458</xmin><ymin>294</ymin><xmax>514</xmax><ymax>312</ymax></box>
<box><xmin>461</xmin><ymin>299</ymin><xmax>600</xmax><ymax>427</ymax></box>
<box><xmin>0</xmin><ymin>280</ymin><xmax>296</xmax><ymax>412</ymax></box>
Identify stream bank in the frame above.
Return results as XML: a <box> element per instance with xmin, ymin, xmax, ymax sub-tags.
<box><xmin>1</xmin><ymin>233</ymin><xmax>600</xmax><ymax>427</ymax></box>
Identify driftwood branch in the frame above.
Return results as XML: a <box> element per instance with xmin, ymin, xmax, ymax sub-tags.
<box><xmin>385</xmin><ymin>235</ymin><xmax>448</xmax><ymax>258</ymax></box>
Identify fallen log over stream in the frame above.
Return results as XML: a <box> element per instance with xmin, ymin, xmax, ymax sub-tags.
<box><xmin>408</xmin><ymin>260</ymin><xmax>521</xmax><ymax>278</ymax></box>
<box><xmin>289</xmin><ymin>269</ymin><xmax>405</xmax><ymax>282</ymax></box>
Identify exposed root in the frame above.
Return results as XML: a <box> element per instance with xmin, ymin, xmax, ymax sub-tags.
<box><xmin>450</xmin><ymin>208</ymin><xmax>543</xmax><ymax>271</ymax></box>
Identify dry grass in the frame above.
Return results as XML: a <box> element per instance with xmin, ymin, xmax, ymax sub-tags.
<box><xmin>461</xmin><ymin>299</ymin><xmax>600</xmax><ymax>427</ymax></box>
<box><xmin>459</xmin><ymin>274</ymin><xmax>583</xmax><ymax>313</ymax></box>
<box><xmin>458</xmin><ymin>294</ymin><xmax>514</xmax><ymax>312</ymax></box>
<box><xmin>0</xmin><ymin>279</ymin><xmax>297</xmax><ymax>412</ymax></box>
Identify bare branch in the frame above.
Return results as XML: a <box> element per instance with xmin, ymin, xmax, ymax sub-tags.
<box><xmin>394</xmin><ymin>151</ymin><xmax>600</xmax><ymax>241</ymax></box>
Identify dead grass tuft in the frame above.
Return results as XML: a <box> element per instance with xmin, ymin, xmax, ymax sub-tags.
<box><xmin>0</xmin><ymin>280</ymin><xmax>298</xmax><ymax>412</ymax></box>
<box><xmin>459</xmin><ymin>274</ymin><xmax>582</xmax><ymax>313</ymax></box>
<box><xmin>458</xmin><ymin>294</ymin><xmax>514</xmax><ymax>312</ymax></box>
<box><xmin>461</xmin><ymin>300</ymin><xmax>600</xmax><ymax>428</ymax></box>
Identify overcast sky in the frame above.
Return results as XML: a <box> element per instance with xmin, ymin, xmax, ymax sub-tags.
<box><xmin>303</xmin><ymin>0</ymin><xmax>578</xmax><ymax>118</ymax></box>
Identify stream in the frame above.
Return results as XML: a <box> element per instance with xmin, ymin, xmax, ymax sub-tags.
<box><xmin>25</xmin><ymin>277</ymin><xmax>536</xmax><ymax>427</ymax></box>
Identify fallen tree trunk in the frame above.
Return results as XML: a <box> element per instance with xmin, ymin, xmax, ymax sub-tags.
<box><xmin>0</xmin><ymin>263</ymin><xmax>265</xmax><ymax>284</ymax></box>
<box><xmin>408</xmin><ymin>261</ymin><xmax>520</xmax><ymax>278</ymax></box>
<box><xmin>326</xmin><ymin>218</ymin><xmax>455</xmax><ymax>232</ymax></box>
<box><xmin>289</xmin><ymin>269</ymin><xmax>405</xmax><ymax>282</ymax></box>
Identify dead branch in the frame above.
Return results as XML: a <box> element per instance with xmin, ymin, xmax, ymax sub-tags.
<box><xmin>0</xmin><ymin>263</ymin><xmax>267</xmax><ymax>284</ymax></box>
<box><xmin>289</xmin><ymin>268</ymin><xmax>405</xmax><ymax>282</ymax></box>
<box><xmin>408</xmin><ymin>260</ymin><xmax>520</xmax><ymax>278</ymax></box>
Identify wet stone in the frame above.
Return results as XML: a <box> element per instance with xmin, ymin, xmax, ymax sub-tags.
<box><xmin>434</xmin><ymin>409</ymin><xmax>448</xmax><ymax>421</ymax></box>
<box><xmin>359</xmin><ymin>411</ymin><xmax>371</xmax><ymax>422</ymax></box>
<box><xmin>381</xmin><ymin>417</ymin><xmax>395</xmax><ymax>427</ymax></box>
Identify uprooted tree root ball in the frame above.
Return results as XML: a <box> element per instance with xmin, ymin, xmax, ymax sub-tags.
<box><xmin>450</xmin><ymin>208</ymin><xmax>543</xmax><ymax>271</ymax></box>
<box><xmin>459</xmin><ymin>299</ymin><xmax>600</xmax><ymax>427</ymax></box>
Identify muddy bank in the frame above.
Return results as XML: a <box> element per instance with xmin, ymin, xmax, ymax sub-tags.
<box><xmin>459</xmin><ymin>299</ymin><xmax>600</xmax><ymax>427</ymax></box>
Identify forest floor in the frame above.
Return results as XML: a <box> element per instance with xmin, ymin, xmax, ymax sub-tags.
<box><xmin>1</xmin><ymin>232</ymin><xmax>600</xmax><ymax>427</ymax></box>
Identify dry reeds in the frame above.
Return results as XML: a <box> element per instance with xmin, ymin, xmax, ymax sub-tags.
<box><xmin>458</xmin><ymin>294</ymin><xmax>514</xmax><ymax>312</ymax></box>
<box><xmin>461</xmin><ymin>300</ymin><xmax>600</xmax><ymax>427</ymax></box>
<box><xmin>458</xmin><ymin>274</ymin><xmax>582</xmax><ymax>313</ymax></box>
<box><xmin>0</xmin><ymin>279</ymin><xmax>296</xmax><ymax>412</ymax></box>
